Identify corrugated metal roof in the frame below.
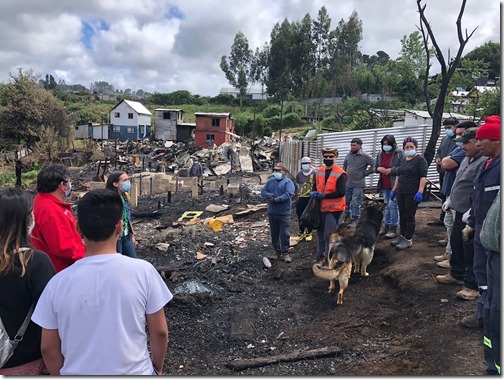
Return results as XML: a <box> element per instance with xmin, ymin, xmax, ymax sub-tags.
<box><xmin>405</xmin><ymin>109</ymin><xmax>473</xmax><ymax>120</ymax></box>
<box><xmin>154</xmin><ymin>108</ymin><xmax>183</xmax><ymax>112</ymax></box>
<box><xmin>279</xmin><ymin>123</ymin><xmax>452</xmax><ymax>189</ymax></box>
<box><xmin>123</xmin><ymin>99</ymin><xmax>152</xmax><ymax>115</ymax></box>
<box><xmin>194</xmin><ymin>112</ymin><xmax>231</xmax><ymax>117</ymax></box>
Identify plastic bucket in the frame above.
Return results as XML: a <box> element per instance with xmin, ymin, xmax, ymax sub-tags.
<box><xmin>203</xmin><ymin>218</ymin><xmax>223</xmax><ymax>232</ymax></box>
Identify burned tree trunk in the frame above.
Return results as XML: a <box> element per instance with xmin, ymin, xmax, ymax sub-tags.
<box><xmin>417</xmin><ymin>0</ymin><xmax>477</xmax><ymax>165</ymax></box>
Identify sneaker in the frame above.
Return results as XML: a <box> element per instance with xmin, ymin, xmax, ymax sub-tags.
<box><xmin>395</xmin><ymin>238</ymin><xmax>412</xmax><ymax>250</ymax></box>
<box><xmin>384</xmin><ymin>226</ymin><xmax>397</xmax><ymax>239</ymax></box>
<box><xmin>282</xmin><ymin>253</ymin><xmax>292</xmax><ymax>263</ymax></box>
<box><xmin>427</xmin><ymin>219</ymin><xmax>445</xmax><ymax>227</ymax></box>
<box><xmin>456</xmin><ymin>287</ymin><xmax>480</xmax><ymax>300</ymax></box>
<box><xmin>304</xmin><ymin>233</ymin><xmax>313</xmax><ymax>242</ymax></box>
<box><xmin>436</xmin><ymin>259</ymin><xmax>451</xmax><ymax>269</ymax></box>
<box><xmin>379</xmin><ymin>225</ymin><xmax>390</xmax><ymax>237</ymax></box>
<box><xmin>391</xmin><ymin>235</ymin><xmax>406</xmax><ymax>247</ymax></box>
<box><xmin>268</xmin><ymin>251</ymin><xmax>281</xmax><ymax>260</ymax></box>
<box><xmin>433</xmin><ymin>252</ymin><xmax>450</xmax><ymax>262</ymax></box>
<box><xmin>460</xmin><ymin>314</ymin><xmax>483</xmax><ymax>329</ymax></box>
<box><xmin>438</xmin><ymin>238</ymin><xmax>448</xmax><ymax>246</ymax></box>
<box><xmin>435</xmin><ymin>273</ymin><xmax>464</xmax><ymax>285</ymax></box>
<box><xmin>295</xmin><ymin>232</ymin><xmax>306</xmax><ymax>241</ymax></box>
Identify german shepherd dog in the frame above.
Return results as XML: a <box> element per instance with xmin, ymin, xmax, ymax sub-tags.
<box><xmin>312</xmin><ymin>230</ymin><xmax>353</xmax><ymax>305</ymax></box>
<box><xmin>350</xmin><ymin>202</ymin><xmax>384</xmax><ymax>276</ymax></box>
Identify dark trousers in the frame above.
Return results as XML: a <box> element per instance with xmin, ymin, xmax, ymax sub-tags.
<box><xmin>296</xmin><ymin>197</ymin><xmax>312</xmax><ymax>234</ymax></box>
<box><xmin>449</xmin><ymin>212</ymin><xmax>477</xmax><ymax>290</ymax></box>
<box><xmin>483</xmin><ymin>252</ymin><xmax>500</xmax><ymax>375</ymax></box>
<box><xmin>397</xmin><ymin>193</ymin><xmax>419</xmax><ymax>240</ymax></box>
<box><xmin>473</xmin><ymin>223</ymin><xmax>488</xmax><ymax>320</ymax></box>
<box><xmin>438</xmin><ymin>172</ymin><xmax>446</xmax><ymax>221</ymax></box>
<box><xmin>316</xmin><ymin>211</ymin><xmax>343</xmax><ymax>258</ymax></box>
<box><xmin>268</xmin><ymin>213</ymin><xmax>291</xmax><ymax>254</ymax></box>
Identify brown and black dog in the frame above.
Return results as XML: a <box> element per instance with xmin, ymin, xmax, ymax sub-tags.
<box><xmin>312</xmin><ymin>230</ymin><xmax>353</xmax><ymax>305</ymax></box>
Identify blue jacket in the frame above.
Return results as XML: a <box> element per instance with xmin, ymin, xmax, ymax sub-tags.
<box><xmin>468</xmin><ymin>155</ymin><xmax>500</xmax><ymax>228</ymax></box>
<box><xmin>261</xmin><ymin>176</ymin><xmax>295</xmax><ymax>215</ymax></box>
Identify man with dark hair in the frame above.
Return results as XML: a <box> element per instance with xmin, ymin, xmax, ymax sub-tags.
<box><xmin>429</xmin><ymin>116</ymin><xmax>459</xmax><ymax>226</ymax></box>
<box><xmin>343</xmin><ymin>138</ymin><xmax>374</xmax><ymax>223</ymax></box>
<box><xmin>435</xmin><ymin>127</ymin><xmax>486</xmax><ymax>302</ymax></box>
<box><xmin>462</xmin><ymin>115</ymin><xmax>500</xmax><ymax>375</ymax></box>
<box><xmin>32</xmin><ymin>189</ymin><xmax>173</xmax><ymax>375</ymax></box>
<box><xmin>434</xmin><ymin>121</ymin><xmax>477</xmax><ymax>267</ymax></box>
<box><xmin>30</xmin><ymin>164</ymin><xmax>85</xmax><ymax>272</ymax></box>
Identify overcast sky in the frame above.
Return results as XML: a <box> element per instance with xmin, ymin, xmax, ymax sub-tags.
<box><xmin>0</xmin><ymin>0</ymin><xmax>500</xmax><ymax>96</ymax></box>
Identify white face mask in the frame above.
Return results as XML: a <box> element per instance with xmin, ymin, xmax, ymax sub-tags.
<box><xmin>27</xmin><ymin>215</ymin><xmax>35</xmax><ymax>236</ymax></box>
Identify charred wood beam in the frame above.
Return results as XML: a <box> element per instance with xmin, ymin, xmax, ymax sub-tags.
<box><xmin>226</xmin><ymin>346</ymin><xmax>342</xmax><ymax>371</ymax></box>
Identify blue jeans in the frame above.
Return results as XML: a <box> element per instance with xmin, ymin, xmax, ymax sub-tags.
<box><xmin>268</xmin><ymin>213</ymin><xmax>291</xmax><ymax>254</ymax></box>
<box><xmin>345</xmin><ymin>187</ymin><xmax>363</xmax><ymax>219</ymax></box>
<box><xmin>117</xmin><ymin>234</ymin><xmax>137</xmax><ymax>258</ymax></box>
<box><xmin>382</xmin><ymin>189</ymin><xmax>399</xmax><ymax>227</ymax></box>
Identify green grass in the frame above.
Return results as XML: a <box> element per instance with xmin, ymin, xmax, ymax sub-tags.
<box><xmin>0</xmin><ymin>168</ymin><xmax>40</xmax><ymax>188</ymax></box>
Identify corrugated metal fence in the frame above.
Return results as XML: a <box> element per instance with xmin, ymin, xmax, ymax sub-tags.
<box><xmin>279</xmin><ymin>124</ymin><xmax>443</xmax><ymax>189</ymax></box>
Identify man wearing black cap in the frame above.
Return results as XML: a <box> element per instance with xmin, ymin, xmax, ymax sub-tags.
<box><xmin>429</xmin><ymin>117</ymin><xmax>459</xmax><ymax>226</ymax></box>
<box><xmin>435</xmin><ymin>128</ymin><xmax>486</xmax><ymax>303</ymax></box>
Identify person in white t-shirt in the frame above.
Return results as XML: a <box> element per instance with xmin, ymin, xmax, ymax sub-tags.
<box><xmin>31</xmin><ymin>189</ymin><xmax>173</xmax><ymax>375</ymax></box>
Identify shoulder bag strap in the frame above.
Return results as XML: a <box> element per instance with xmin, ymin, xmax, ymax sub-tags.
<box><xmin>11</xmin><ymin>303</ymin><xmax>36</xmax><ymax>348</ymax></box>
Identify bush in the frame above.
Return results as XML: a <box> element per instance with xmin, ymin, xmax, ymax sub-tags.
<box><xmin>263</xmin><ymin>104</ymin><xmax>281</xmax><ymax>118</ymax></box>
<box><xmin>283</xmin><ymin>113</ymin><xmax>303</xmax><ymax>128</ymax></box>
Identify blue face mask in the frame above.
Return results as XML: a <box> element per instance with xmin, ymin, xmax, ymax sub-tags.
<box><xmin>382</xmin><ymin>145</ymin><xmax>393</xmax><ymax>152</ymax></box>
<box><xmin>121</xmin><ymin>181</ymin><xmax>131</xmax><ymax>192</ymax></box>
<box><xmin>273</xmin><ymin>172</ymin><xmax>283</xmax><ymax>180</ymax></box>
<box><xmin>404</xmin><ymin>149</ymin><xmax>416</xmax><ymax>157</ymax></box>
<box><xmin>64</xmin><ymin>182</ymin><xmax>72</xmax><ymax>197</ymax></box>
<box><xmin>301</xmin><ymin>164</ymin><xmax>310</xmax><ymax>171</ymax></box>
<box><xmin>445</xmin><ymin>129</ymin><xmax>455</xmax><ymax>137</ymax></box>
<box><xmin>455</xmin><ymin>141</ymin><xmax>463</xmax><ymax>147</ymax></box>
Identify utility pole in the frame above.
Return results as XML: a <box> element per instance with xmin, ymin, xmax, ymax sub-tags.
<box><xmin>279</xmin><ymin>99</ymin><xmax>284</xmax><ymax>157</ymax></box>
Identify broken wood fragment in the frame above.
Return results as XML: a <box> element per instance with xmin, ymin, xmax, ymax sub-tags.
<box><xmin>226</xmin><ymin>346</ymin><xmax>342</xmax><ymax>371</ymax></box>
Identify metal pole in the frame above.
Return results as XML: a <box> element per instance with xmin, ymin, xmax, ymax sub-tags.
<box><xmin>279</xmin><ymin>100</ymin><xmax>284</xmax><ymax>157</ymax></box>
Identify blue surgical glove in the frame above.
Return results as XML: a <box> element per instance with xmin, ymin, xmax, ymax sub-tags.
<box><xmin>414</xmin><ymin>191</ymin><xmax>423</xmax><ymax>204</ymax></box>
<box><xmin>310</xmin><ymin>191</ymin><xmax>320</xmax><ymax>199</ymax></box>
<box><xmin>390</xmin><ymin>191</ymin><xmax>396</xmax><ymax>201</ymax></box>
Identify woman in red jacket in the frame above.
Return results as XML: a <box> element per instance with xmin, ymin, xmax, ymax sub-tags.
<box><xmin>30</xmin><ymin>164</ymin><xmax>85</xmax><ymax>272</ymax></box>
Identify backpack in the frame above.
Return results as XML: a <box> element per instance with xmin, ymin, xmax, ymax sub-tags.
<box><xmin>0</xmin><ymin>304</ymin><xmax>35</xmax><ymax>368</ymax></box>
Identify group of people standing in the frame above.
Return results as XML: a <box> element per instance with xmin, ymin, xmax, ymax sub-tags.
<box><xmin>261</xmin><ymin>115</ymin><xmax>500</xmax><ymax>375</ymax></box>
<box><xmin>0</xmin><ymin>164</ymin><xmax>172</xmax><ymax>375</ymax></box>
<box><xmin>261</xmin><ymin>133</ymin><xmax>430</xmax><ymax>264</ymax></box>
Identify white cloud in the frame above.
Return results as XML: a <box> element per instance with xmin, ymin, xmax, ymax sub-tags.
<box><xmin>0</xmin><ymin>0</ymin><xmax>499</xmax><ymax>96</ymax></box>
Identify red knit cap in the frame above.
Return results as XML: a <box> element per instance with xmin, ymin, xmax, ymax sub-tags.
<box><xmin>476</xmin><ymin>115</ymin><xmax>501</xmax><ymax>140</ymax></box>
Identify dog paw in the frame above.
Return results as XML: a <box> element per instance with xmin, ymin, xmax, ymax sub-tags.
<box><xmin>328</xmin><ymin>288</ymin><xmax>335</xmax><ymax>294</ymax></box>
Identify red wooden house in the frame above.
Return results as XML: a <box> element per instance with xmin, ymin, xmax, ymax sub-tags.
<box><xmin>193</xmin><ymin>112</ymin><xmax>236</xmax><ymax>148</ymax></box>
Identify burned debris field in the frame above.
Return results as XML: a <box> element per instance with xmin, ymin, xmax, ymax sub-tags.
<box><xmin>116</xmin><ymin>177</ymin><xmax>484</xmax><ymax>376</ymax></box>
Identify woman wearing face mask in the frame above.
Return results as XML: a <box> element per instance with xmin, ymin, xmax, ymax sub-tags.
<box><xmin>389</xmin><ymin>137</ymin><xmax>428</xmax><ymax>251</ymax></box>
<box><xmin>375</xmin><ymin>135</ymin><xmax>404</xmax><ymax>239</ymax></box>
<box><xmin>0</xmin><ymin>187</ymin><xmax>56</xmax><ymax>375</ymax></box>
<box><xmin>106</xmin><ymin>171</ymin><xmax>137</xmax><ymax>258</ymax></box>
<box><xmin>295</xmin><ymin>157</ymin><xmax>316</xmax><ymax>241</ymax></box>
<box><xmin>310</xmin><ymin>147</ymin><xmax>347</xmax><ymax>265</ymax></box>
<box><xmin>30</xmin><ymin>164</ymin><xmax>85</xmax><ymax>272</ymax></box>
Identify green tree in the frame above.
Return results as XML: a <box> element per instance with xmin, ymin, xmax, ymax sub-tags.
<box><xmin>250</xmin><ymin>43</ymin><xmax>270</xmax><ymax>98</ymax></box>
<box><xmin>2</xmin><ymin>69</ymin><xmax>74</xmax><ymax>156</ymax></box>
<box><xmin>463</xmin><ymin>41</ymin><xmax>500</xmax><ymax>80</ymax></box>
<box><xmin>329</xmin><ymin>10</ymin><xmax>363</xmax><ymax>96</ymax></box>
<box><xmin>220</xmin><ymin>31</ymin><xmax>253</xmax><ymax>107</ymax></box>
<box><xmin>267</xmin><ymin>19</ymin><xmax>294</xmax><ymax>100</ymax></box>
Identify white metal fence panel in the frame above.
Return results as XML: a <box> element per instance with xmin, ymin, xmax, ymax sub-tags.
<box><xmin>280</xmin><ymin>124</ymin><xmax>442</xmax><ymax>189</ymax></box>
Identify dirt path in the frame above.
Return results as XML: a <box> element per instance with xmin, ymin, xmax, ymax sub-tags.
<box><xmin>134</xmin><ymin>192</ymin><xmax>485</xmax><ymax>375</ymax></box>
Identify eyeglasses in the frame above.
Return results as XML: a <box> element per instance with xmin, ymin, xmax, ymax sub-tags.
<box><xmin>323</xmin><ymin>155</ymin><xmax>335</xmax><ymax>159</ymax></box>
